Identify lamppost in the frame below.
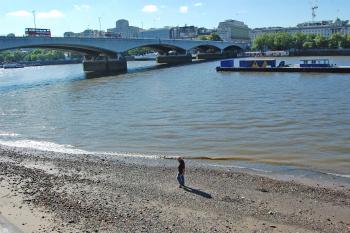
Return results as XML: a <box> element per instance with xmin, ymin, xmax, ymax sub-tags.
<box><xmin>98</xmin><ymin>17</ymin><xmax>102</xmax><ymax>37</ymax></box>
<box><xmin>32</xmin><ymin>10</ymin><xmax>37</xmax><ymax>29</ymax></box>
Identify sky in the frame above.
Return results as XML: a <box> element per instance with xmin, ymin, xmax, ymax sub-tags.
<box><xmin>0</xmin><ymin>0</ymin><xmax>349</xmax><ymax>36</ymax></box>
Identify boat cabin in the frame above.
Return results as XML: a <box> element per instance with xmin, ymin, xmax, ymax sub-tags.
<box><xmin>300</xmin><ymin>59</ymin><xmax>332</xmax><ymax>68</ymax></box>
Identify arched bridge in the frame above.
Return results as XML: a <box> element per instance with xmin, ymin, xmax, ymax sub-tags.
<box><xmin>0</xmin><ymin>36</ymin><xmax>245</xmax><ymax>55</ymax></box>
<box><xmin>0</xmin><ymin>36</ymin><xmax>246</xmax><ymax>75</ymax></box>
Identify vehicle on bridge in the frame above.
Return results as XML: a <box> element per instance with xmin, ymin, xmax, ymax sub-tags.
<box><xmin>25</xmin><ymin>28</ymin><xmax>51</xmax><ymax>37</ymax></box>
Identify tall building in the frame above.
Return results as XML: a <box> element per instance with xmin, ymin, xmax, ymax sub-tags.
<box><xmin>107</xmin><ymin>19</ymin><xmax>142</xmax><ymax>39</ymax></box>
<box><xmin>217</xmin><ymin>20</ymin><xmax>250</xmax><ymax>43</ymax></box>
<box><xmin>250</xmin><ymin>18</ymin><xmax>350</xmax><ymax>41</ymax></box>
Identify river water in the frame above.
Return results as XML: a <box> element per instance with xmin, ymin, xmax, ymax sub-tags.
<box><xmin>0</xmin><ymin>57</ymin><xmax>349</xmax><ymax>179</ymax></box>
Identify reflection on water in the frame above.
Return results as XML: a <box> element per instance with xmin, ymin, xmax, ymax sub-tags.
<box><xmin>0</xmin><ymin>58</ymin><xmax>350</xmax><ymax>176</ymax></box>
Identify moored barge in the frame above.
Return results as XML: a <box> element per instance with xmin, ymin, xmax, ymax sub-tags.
<box><xmin>216</xmin><ymin>59</ymin><xmax>350</xmax><ymax>73</ymax></box>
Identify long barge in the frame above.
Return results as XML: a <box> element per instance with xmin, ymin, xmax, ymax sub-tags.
<box><xmin>216</xmin><ymin>66</ymin><xmax>350</xmax><ymax>73</ymax></box>
<box><xmin>216</xmin><ymin>58</ymin><xmax>350</xmax><ymax>73</ymax></box>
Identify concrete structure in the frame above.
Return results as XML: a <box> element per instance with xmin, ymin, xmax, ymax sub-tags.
<box><xmin>139</xmin><ymin>27</ymin><xmax>171</xmax><ymax>39</ymax></box>
<box><xmin>107</xmin><ymin>19</ymin><xmax>142</xmax><ymax>39</ymax></box>
<box><xmin>0</xmin><ymin>36</ymin><xmax>244</xmax><ymax>75</ymax></box>
<box><xmin>217</xmin><ymin>20</ymin><xmax>250</xmax><ymax>43</ymax></box>
<box><xmin>250</xmin><ymin>18</ymin><xmax>350</xmax><ymax>41</ymax></box>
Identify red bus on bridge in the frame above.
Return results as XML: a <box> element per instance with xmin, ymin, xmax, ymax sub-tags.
<box><xmin>25</xmin><ymin>28</ymin><xmax>51</xmax><ymax>37</ymax></box>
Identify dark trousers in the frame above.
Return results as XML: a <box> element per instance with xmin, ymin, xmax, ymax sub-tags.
<box><xmin>177</xmin><ymin>173</ymin><xmax>185</xmax><ymax>186</ymax></box>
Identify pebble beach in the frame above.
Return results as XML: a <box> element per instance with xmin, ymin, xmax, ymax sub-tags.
<box><xmin>0</xmin><ymin>146</ymin><xmax>350</xmax><ymax>233</ymax></box>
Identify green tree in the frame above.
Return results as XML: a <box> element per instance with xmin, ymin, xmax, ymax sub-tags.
<box><xmin>198</xmin><ymin>35</ymin><xmax>209</xmax><ymax>40</ymax></box>
<box><xmin>198</xmin><ymin>33</ymin><xmax>222</xmax><ymax>41</ymax></box>
<box><xmin>328</xmin><ymin>33</ymin><xmax>343</xmax><ymax>49</ymax></box>
<box><xmin>252</xmin><ymin>34</ymin><xmax>266</xmax><ymax>51</ymax></box>
<box><xmin>273</xmin><ymin>32</ymin><xmax>292</xmax><ymax>50</ymax></box>
<box><xmin>252</xmin><ymin>33</ymin><xmax>275</xmax><ymax>51</ymax></box>
<box><xmin>208</xmin><ymin>33</ymin><xmax>222</xmax><ymax>41</ymax></box>
<box><xmin>292</xmin><ymin>33</ymin><xmax>307</xmax><ymax>50</ymax></box>
<box><xmin>314</xmin><ymin>35</ymin><xmax>328</xmax><ymax>49</ymax></box>
<box><xmin>340</xmin><ymin>34</ymin><xmax>350</xmax><ymax>48</ymax></box>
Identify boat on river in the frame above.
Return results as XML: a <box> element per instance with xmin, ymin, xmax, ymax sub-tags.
<box><xmin>216</xmin><ymin>58</ymin><xmax>350</xmax><ymax>73</ymax></box>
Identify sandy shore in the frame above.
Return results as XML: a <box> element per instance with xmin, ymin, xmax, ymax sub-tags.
<box><xmin>0</xmin><ymin>146</ymin><xmax>350</xmax><ymax>233</ymax></box>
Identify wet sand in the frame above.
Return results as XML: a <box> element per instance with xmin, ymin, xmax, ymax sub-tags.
<box><xmin>0</xmin><ymin>146</ymin><xmax>350</xmax><ymax>233</ymax></box>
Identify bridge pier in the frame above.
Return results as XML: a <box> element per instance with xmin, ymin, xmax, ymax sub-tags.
<box><xmin>156</xmin><ymin>54</ymin><xmax>192</xmax><ymax>65</ymax></box>
<box><xmin>83</xmin><ymin>54</ymin><xmax>127</xmax><ymax>76</ymax></box>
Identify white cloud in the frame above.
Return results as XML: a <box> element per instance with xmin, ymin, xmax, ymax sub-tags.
<box><xmin>194</xmin><ymin>2</ymin><xmax>203</xmax><ymax>7</ymax></box>
<box><xmin>37</xmin><ymin>10</ymin><xmax>64</xmax><ymax>19</ymax></box>
<box><xmin>74</xmin><ymin>4</ymin><xmax>91</xmax><ymax>11</ymax></box>
<box><xmin>142</xmin><ymin>5</ymin><xmax>158</xmax><ymax>13</ymax></box>
<box><xmin>6</xmin><ymin>10</ymin><xmax>31</xmax><ymax>17</ymax></box>
<box><xmin>179</xmin><ymin>6</ymin><xmax>188</xmax><ymax>13</ymax></box>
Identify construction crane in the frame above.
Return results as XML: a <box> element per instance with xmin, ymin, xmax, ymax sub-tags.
<box><xmin>310</xmin><ymin>0</ymin><xmax>318</xmax><ymax>21</ymax></box>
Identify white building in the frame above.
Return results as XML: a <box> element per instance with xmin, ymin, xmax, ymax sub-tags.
<box><xmin>217</xmin><ymin>19</ymin><xmax>250</xmax><ymax>43</ymax></box>
<box><xmin>107</xmin><ymin>19</ymin><xmax>142</xmax><ymax>39</ymax></box>
<box><xmin>250</xmin><ymin>18</ymin><xmax>350</xmax><ymax>41</ymax></box>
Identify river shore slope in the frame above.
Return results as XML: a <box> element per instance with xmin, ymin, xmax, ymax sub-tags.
<box><xmin>0</xmin><ymin>146</ymin><xmax>350</xmax><ymax>233</ymax></box>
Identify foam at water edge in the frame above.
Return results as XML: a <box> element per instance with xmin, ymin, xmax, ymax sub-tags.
<box><xmin>326</xmin><ymin>172</ymin><xmax>350</xmax><ymax>179</ymax></box>
<box><xmin>0</xmin><ymin>139</ymin><xmax>90</xmax><ymax>154</ymax></box>
<box><xmin>0</xmin><ymin>139</ymin><xmax>162</xmax><ymax>159</ymax></box>
<box><xmin>0</xmin><ymin>131</ymin><xmax>20</xmax><ymax>137</ymax></box>
<box><xmin>207</xmin><ymin>164</ymin><xmax>272</xmax><ymax>173</ymax></box>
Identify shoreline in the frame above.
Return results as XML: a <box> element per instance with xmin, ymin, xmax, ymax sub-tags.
<box><xmin>1</xmin><ymin>146</ymin><xmax>350</xmax><ymax>232</ymax></box>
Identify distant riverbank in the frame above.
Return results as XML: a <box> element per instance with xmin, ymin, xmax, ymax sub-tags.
<box><xmin>289</xmin><ymin>48</ymin><xmax>350</xmax><ymax>56</ymax></box>
<box><xmin>0</xmin><ymin>59</ymin><xmax>82</xmax><ymax>68</ymax></box>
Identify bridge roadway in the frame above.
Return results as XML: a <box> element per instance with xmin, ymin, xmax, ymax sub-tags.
<box><xmin>0</xmin><ymin>37</ymin><xmax>245</xmax><ymax>75</ymax></box>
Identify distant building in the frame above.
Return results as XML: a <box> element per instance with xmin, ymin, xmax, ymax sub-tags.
<box><xmin>63</xmin><ymin>29</ymin><xmax>105</xmax><ymax>38</ymax></box>
<box><xmin>107</xmin><ymin>19</ymin><xmax>142</xmax><ymax>39</ymax></box>
<box><xmin>217</xmin><ymin>19</ymin><xmax>250</xmax><ymax>43</ymax></box>
<box><xmin>250</xmin><ymin>18</ymin><xmax>350</xmax><ymax>41</ymax></box>
<box><xmin>139</xmin><ymin>27</ymin><xmax>171</xmax><ymax>39</ymax></box>
<box><xmin>197</xmin><ymin>27</ymin><xmax>217</xmax><ymax>36</ymax></box>
<box><xmin>170</xmin><ymin>25</ymin><xmax>198</xmax><ymax>39</ymax></box>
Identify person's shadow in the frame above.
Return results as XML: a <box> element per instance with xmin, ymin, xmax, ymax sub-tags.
<box><xmin>182</xmin><ymin>186</ymin><xmax>212</xmax><ymax>199</ymax></box>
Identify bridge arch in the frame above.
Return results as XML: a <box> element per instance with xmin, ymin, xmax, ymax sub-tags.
<box><xmin>0</xmin><ymin>43</ymin><xmax>117</xmax><ymax>57</ymax></box>
<box><xmin>222</xmin><ymin>45</ymin><xmax>245</xmax><ymax>53</ymax></box>
<box><xmin>125</xmin><ymin>44</ymin><xmax>186</xmax><ymax>55</ymax></box>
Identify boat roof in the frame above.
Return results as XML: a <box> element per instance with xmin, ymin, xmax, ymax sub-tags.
<box><xmin>300</xmin><ymin>58</ymin><xmax>330</xmax><ymax>61</ymax></box>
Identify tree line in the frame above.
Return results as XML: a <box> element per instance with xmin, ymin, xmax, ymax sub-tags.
<box><xmin>0</xmin><ymin>49</ymin><xmax>82</xmax><ymax>63</ymax></box>
<box><xmin>252</xmin><ymin>32</ymin><xmax>350</xmax><ymax>51</ymax></box>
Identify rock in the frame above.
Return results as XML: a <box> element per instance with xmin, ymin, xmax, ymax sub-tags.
<box><xmin>258</xmin><ymin>188</ymin><xmax>269</xmax><ymax>193</ymax></box>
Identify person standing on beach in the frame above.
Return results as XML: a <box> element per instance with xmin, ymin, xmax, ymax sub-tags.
<box><xmin>177</xmin><ymin>157</ymin><xmax>185</xmax><ymax>188</ymax></box>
